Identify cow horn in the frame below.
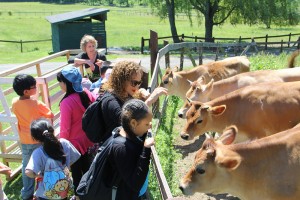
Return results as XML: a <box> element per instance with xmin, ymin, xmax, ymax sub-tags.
<box><xmin>205</xmin><ymin>133</ymin><xmax>212</xmax><ymax>139</ymax></box>
<box><xmin>187</xmin><ymin>79</ymin><xmax>193</xmax><ymax>85</ymax></box>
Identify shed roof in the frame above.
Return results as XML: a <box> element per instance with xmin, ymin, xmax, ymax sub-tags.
<box><xmin>46</xmin><ymin>8</ymin><xmax>109</xmax><ymax>24</ymax></box>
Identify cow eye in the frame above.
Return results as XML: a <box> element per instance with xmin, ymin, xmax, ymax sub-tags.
<box><xmin>196</xmin><ymin>167</ymin><xmax>205</xmax><ymax>174</ymax></box>
<box><xmin>196</xmin><ymin>119</ymin><xmax>203</xmax><ymax>124</ymax></box>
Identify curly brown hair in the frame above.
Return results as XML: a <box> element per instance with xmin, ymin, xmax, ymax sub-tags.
<box><xmin>102</xmin><ymin>60</ymin><xmax>143</xmax><ymax>101</ymax></box>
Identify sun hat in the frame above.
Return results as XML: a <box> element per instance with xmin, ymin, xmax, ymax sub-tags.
<box><xmin>101</xmin><ymin>68</ymin><xmax>113</xmax><ymax>84</ymax></box>
<box><xmin>62</xmin><ymin>65</ymin><xmax>83</xmax><ymax>92</ymax></box>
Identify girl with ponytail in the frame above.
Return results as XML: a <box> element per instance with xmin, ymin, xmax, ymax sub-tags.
<box><xmin>25</xmin><ymin>118</ymin><xmax>80</xmax><ymax>200</ymax></box>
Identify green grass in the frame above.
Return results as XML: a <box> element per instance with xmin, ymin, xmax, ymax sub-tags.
<box><xmin>0</xmin><ymin>2</ymin><xmax>299</xmax><ymax>64</ymax></box>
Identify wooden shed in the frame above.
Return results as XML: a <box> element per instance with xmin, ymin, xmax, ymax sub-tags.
<box><xmin>46</xmin><ymin>8</ymin><xmax>109</xmax><ymax>53</ymax></box>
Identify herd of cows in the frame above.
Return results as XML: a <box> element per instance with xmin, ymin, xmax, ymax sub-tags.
<box><xmin>160</xmin><ymin>50</ymin><xmax>300</xmax><ymax>200</ymax></box>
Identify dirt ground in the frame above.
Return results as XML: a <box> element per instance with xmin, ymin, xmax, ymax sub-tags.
<box><xmin>171</xmin><ymin>118</ymin><xmax>240</xmax><ymax>200</ymax></box>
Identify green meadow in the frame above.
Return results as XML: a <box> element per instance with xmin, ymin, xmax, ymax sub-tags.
<box><xmin>0</xmin><ymin>2</ymin><xmax>299</xmax><ymax>64</ymax></box>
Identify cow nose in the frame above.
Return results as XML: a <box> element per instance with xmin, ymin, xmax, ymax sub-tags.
<box><xmin>181</xmin><ymin>134</ymin><xmax>189</xmax><ymax>140</ymax></box>
<box><xmin>179</xmin><ymin>185</ymin><xmax>184</xmax><ymax>192</ymax></box>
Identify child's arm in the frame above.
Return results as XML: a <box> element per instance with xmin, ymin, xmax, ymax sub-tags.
<box><xmin>0</xmin><ymin>162</ymin><xmax>12</xmax><ymax>177</ymax></box>
<box><xmin>25</xmin><ymin>169</ymin><xmax>37</xmax><ymax>178</ymax></box>
<box><xmin>38</xmin><ymin>101</ymin><xmax>54</xmax><ymax>119</ymax></box>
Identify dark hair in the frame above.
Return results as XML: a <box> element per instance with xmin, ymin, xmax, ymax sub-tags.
<box><xmin>13</xmin><ymin>74</ymin><xmax>36</xmax><ymax>96</ymax></box>
<box><xmin>57</xmin><ymin>72</ymin><xmax>91</xmax><ymax>109</ymax></box>
<box><xmin>30</xmin><ymin>118</ymin><xmax>66</xmax><ymax>164</ymax></box>
<box><xmin>121</xmin><ymin>99</ymin><xmax>149</xmax><ymax>139</ymax></box>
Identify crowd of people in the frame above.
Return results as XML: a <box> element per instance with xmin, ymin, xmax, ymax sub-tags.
<box><xmin>7</xmin><ymin>34</ymin><xmax>167</xmax><ymax>200</ymax></box>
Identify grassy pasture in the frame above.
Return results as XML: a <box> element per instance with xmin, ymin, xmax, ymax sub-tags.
<box><xmin>0</xmin><ymin>2</ymin><xmax>299</xmax><ymax>64</ymax></box>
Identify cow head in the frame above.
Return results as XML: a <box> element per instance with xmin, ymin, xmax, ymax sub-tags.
<box><xmin>178</xmin><ymin>78</ymin><xmax>215</xmax><ymax>119</ymax></box>
<box><xmin>161</xmin><ymin>66</ymin><xmax>178</xmax><ymax>85</ymax></box>
<box><xmin>179</xmin><ymin>126</ymin><xmax>241</xmax><ymax>195</ymax></box>
<box><xmin>180</xmin><ymin>101</ymin><xmax>226</xmax><ymax>140</ymax></box>
<box><xmin>161</xmin><ymin>66</ymin><xmax>182</xmax><ymax>96</ymax></box>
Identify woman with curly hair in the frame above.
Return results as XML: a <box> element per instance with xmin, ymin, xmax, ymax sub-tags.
<box><xmin>100</xmin><ymin>60</ymin><xmax>167</xmax><ymax>143</ymax></box>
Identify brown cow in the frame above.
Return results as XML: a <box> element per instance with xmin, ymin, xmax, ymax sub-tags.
<box><xmin>178</xmin><ymin>50</ymin><xmax>300</xmax><ymax>118</ymax></box>
<box><xmin>180</xmin><ymin>81</ymin><xmax>300</xmax><ymax>141</ymax></box>
<box><xmin>179</xmin><ymin>125</ymin><xmax>300</xmax><ymax>200</ymax></box>
<box><xmin>161</xmin><ymin>56</ymin><xmax>250</xmax><ymax>99</ymax></box>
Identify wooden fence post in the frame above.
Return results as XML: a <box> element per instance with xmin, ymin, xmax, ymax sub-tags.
<box><xmin>198</xmin><ymin>46</ymin><xmax>203</xmax><ymax>65</ymax></box>
<box><xmin>215</xmin><ymin>45</ymin><xmax>219</xmax><ymax>61</ymax></box>
<box><xmin>180</xmin><ymin>39</ymin><xmax>184</xmax><ymax>71</ymax></box>
<box><xmin>288</xmin><ymin>33</ymin><xmax>292</xmax><ymax>48</ymax></box>
<box><xmin>280</xmin><ymin>40</ymin><xmax>283</xmax><ymax>53</ymax></box>
<box><xmin>298</xmin><ymin>37</ymin><xmax>300</xmax><ymax>50</ymax></box>
<box><xmin>149</xmin><ymin>30</ymin><xmax>159</xmax><ymax>112</ymax></box>
<box><xmin>265</xmin><ymin>34</ymin><xmax>268</xmax><ymax>50</ymax></box>
<box><xmin>163</xmin><ymin>40</ymin><xmax>170</xmax><ymax>68</ymax></box>
<box><xmin>20</xmin><ymin>40</ymin><xmax>23</xmax><ymax>53</ymax></box>
<box><xmin>141</xmin><ymin>37</ymin><xmax>144</xmax><ymax>54</ymax></box>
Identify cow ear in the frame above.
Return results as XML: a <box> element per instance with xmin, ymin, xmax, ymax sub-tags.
<box><xmin>198</xmin><ymin>76</ymin><xmax>206</xmax><ymax>84</ymax></box>
<box><xmin>204</xmin><ymin>79</ymin><xmax>214</xmax><ymax>91</ymax></box>
<box><xmin>218</xmin><ymin>157</ymin><xmax>240</xmax><ymax>170</ymax></box>
<box><xmin>208</xmin><ymin>105</ymin><xmax>226</xmax><ymax>116</ymax></box>
<box><xmin>173</xmin><ymin>66</ymin><xmax>179</xmax><ymax>72</ymax></box>
<box><xmin>218</xmin><ymin>126</ymin><xmax>237</xmax><ymax>145</ymax></box>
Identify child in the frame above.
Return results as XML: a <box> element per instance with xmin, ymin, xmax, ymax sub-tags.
<box><xmin>25</xmin><ymin>118</ymin><xmax>80</xmax><ymax>200</ymax></box>
<box><xmin>0</xmin><ymin>162</ymin><xmax>12</xmax><ymax>200</ymax></box>
<box><xmin>12</xmin><ymin>74</ymin><xmax>54</xmax><ymax>200</ymax></box>
<box><xmin>57</xmin><ymin>65</ymin><xmax>96</xmax><ymax>200</ymax></box>
<box><xmin>103</xmin><ymin>99</ymin><xmax>155</xmax><ymax>200</ymax></box>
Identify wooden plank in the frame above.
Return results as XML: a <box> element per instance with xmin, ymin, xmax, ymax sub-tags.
<box><xmin>151</xmin><ymin>146</ymin><xmax>173</xmax><ymax>199</ymax></box>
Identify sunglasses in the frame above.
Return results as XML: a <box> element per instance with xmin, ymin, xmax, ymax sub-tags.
<box><xmin>130</xmin><ymin>80</ymin><xmax>142</xmax><ymax>87</ymax></box>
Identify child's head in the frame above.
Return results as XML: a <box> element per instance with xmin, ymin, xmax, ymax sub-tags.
<box><xmin>121</xmin><ymin>99</ymin><xmax>152</xmax><ymax>138</ymax></box>
<box><xmin>13</xmin><ymin>74</ymin><xmax>36</xmax><ymax>96</ymax></box>
<box><xmin>31</xmin><ymin>118</ymin><xmax>66</xmax><ymax>164</ymax></box>
<box><xmin>30</xmin><ymin>118</ymin><xmax>54</xmax><ymax>142</ymax></box>
<box><xmin>57</xmin><ymin>65</ymin><xmax>83</xmax><ymax>93</ymax></box>
<box><xmin>101</xmin><ymin>68</ymin><xmax>113</xmax><ymax>84</ymax></box>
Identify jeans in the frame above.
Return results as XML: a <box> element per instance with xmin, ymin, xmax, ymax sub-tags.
<box><xmin>21</xmin><ymin>143</ymin><xmax>40</xmax><ymax>200</ymax></box>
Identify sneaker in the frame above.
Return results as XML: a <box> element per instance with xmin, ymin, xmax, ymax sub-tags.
<box><xmin>70</xmin><ymin>195</ymin><xmax>80</xmax><ymax>200</ymax></box>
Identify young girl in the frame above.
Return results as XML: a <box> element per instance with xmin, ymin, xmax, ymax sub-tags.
<box><xmin>25</xmin><ymin>118</ymin><xmax>80</xmax><ymax>200</ymax></box>
<box><xmin>57</xmin><ymin>65</ymin><xmax>96</xmax><ymax>200</ymax></box>
<box><xmin>103</xmin><ymin>99</ymin><xmax>155</xmax><ymax>200</ymax></box>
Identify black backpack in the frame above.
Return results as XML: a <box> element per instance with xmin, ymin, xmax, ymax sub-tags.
<box><xmin>76</xmin><ymin>133</ymin><xmax>123</xmax><ymax>200</ymax></box>
<box><xmin>82</xmin><ymin>92</ymin><xmax>111</xmax><ymax>143</ymax></box>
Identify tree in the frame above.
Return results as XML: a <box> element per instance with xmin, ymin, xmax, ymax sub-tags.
<box><xmin>149</xmin><ymin>0</ymin><xmax>299</xmax><ymax>42</ymax></box>
<box><xmin>189</xmin><ymin>0</ymin><xmax>299</xmax><ymax>41</ymax></box>
<box><xmin>148</xmin><ymin>0</ymin><xmax>192</xmax><ymax>43</ymax></box>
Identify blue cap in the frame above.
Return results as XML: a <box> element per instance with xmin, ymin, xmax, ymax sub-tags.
<box><xmin>62</xmin><ymin>65</ymin><xmax>83</xmax><ymax>92</ymax></box>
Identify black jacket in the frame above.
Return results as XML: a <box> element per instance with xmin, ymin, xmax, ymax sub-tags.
<box><xmin>104</xmin><ymin>128</ymin><xmax>151</xmax><ymax>200</ymax></box>
<box><xmin>101</xmin><ymin>92</ymin><xmax>124</xmax><ymax>142</ymax></box>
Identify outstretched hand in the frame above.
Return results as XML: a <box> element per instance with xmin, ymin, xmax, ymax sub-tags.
<box><xmin>144</xmin><ymin>137</ymin><xmax>155</xmax><ymax>148</ymax></box>
<box><xmin>0</xmin><ymin>162</ymin><xmax>12</xmax><ymax>176</ymax></box>
<box><xmin>145</xmin><ymin>87</ymin><xmax>168</xmax><ymax>106</ymax></box>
